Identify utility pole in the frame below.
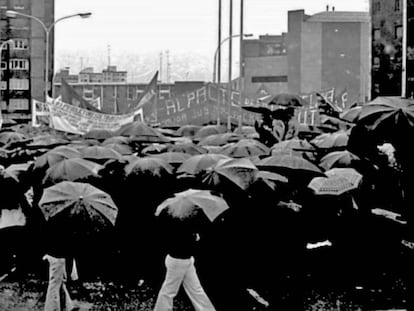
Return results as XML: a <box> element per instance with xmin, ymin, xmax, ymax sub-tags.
<box><xmin>227</xmin><ymin>0</ymin><xmax>233</xmax><ymax>131</ymax></box>
<box><xmin>239</xmin><ymin>0</ymin><xmax>244</xmax><ymax>127</ymax></box>
<box><xmin>166</xmin><ymin>50</ymin><xmax>170</xmax><ymax>83</ymax></box>
<box><xmin>159</xmin><ymin>52</ymin><xmax>163</xmax><ymax>83</ymax></box>
<box><xmin>107</xmin><ymin>44</ymin><xmax>111</xmax><ymax>67</ymax></box>
<box><xmin>217</xmin><ymin>0</ymin><xmax>222</xmax><ymax>125</ymax></box>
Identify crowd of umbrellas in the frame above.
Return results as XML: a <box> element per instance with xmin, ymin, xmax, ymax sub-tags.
<box><xmin>1</xmin><ymin>94</ymin><xmax>414</xmax><ymax>309</ymax></box>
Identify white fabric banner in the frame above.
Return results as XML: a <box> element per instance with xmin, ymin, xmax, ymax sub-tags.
<box><xmin>46</xmin><ymin>97</ymin><xmax>143</xmax><ymax>134</ymax></box>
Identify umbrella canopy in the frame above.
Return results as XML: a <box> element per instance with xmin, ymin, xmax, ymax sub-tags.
<box><xmin>270</xmin><ymin>138</ymin><xmax>315</xmax><ymax>157</ymax></box>
<box><xmin>80</xmin><ymin>146</ymin><xmax>123</xmax><ymax>161</ymax></box>
<box><xmin>265</xmin><ymin>93</ymin><xmax>305</xmax><ymax>107</ymax></box>
<box><xmin>102</xmin><ymin>136</ymin><xmax>130</xmax><ymax>146</ymax></box>
<box><xmin>357</xmin><ymin>96</ymin><xmax>414</xmax><ymax>130</ymax></box>
<box><xmin>340</xmin><ymin>106</ymin><xmax>362</xmax><ymax>123</ymax></box>
<box><xmin>203</xmin><ymin>157</ymin><xmax>258</xmax><ymax>190</ymax></box>
<box><xmin>257</xmin><ymin>154</ymin><xmax>323</xmax><ymax>178</ymax></box>
<box><xmin>198</xmin><ymin>133</ymin><xmax>241</xmax><ymax>146</ymax></box>
<box><xmin>194</xmin><ymin>125</ymin><xmax>227</xmax><ymax>139</ymax></box>
<box><xmin>3</xmin><ymin>163</ymin><xmax>32</xmax><ymax>183</ymax></box>
<box><xmin>167</xmin><ymin>142</ymin><xmax>207</xmax><ymax>155</ymax></box>
<box><xmin>319</xmin><ymin>150</ymin><xmax>360</xmax><ymax>170</ymax></box>
<box><xmin>151</xmin><ymin>152</ymin><xmax>191</xmax><ymax>165</ymax></box>
<box><xmin>176</xmin><ymin>125</ymin><xmax>202</xmax><ymax>137</ymax></box>
<box><xmin>177</xmin><ymin>154</ymin><xmax>230</xmax><ymax>175</ymax></box>
<box><xmin>39</xmin><ymin>181</ymin><xmax>118</xmax><ymax>231</ymax></box>
<box><xmin>84</xmin><ymin>129</ymin><xmax>115</xmax><ymax>140</ymax></box>
<box><xmin>311</xmin><ymin>131</ymin><xmax>349</xmax><ymax>149</ymax></box>
<box><xmin>27</xmin><ymin>135</ymin><xmax>68</xmax><ymax>147</ymax></box>
<box><xmin>220</xmin><ymin>139</ymin><xmax>270</xmax><ymax>158</ymax></box>
<box><xmin>142</xmin><ymin>143</ymin><xmax>169</xmax><ymax>155</ymax></box>
<box><xmin>0</xmin><ymin>132</ymin><xmax>26</xmax><ymax>146</ymax></box>
<box><xmin>34</xmin><ymin>146</ymin><xmax>81</xmax><ymax>170</ymax></box>
<box><xmin>155</xmin><ymin>189</ymin><xmax>230</xmax><ymax>222</ymax></box>
<box><xmin>100</xmin><ymin>143</ymin><xmax>133</xmax><ymax>155</ymax></box>
<box><xmin>241</xmin><ymin>106</ymin><xmax>273</xmax><ymax>115</ymax></box>
<box><xmin>233</xmin><ymin>126</ymin><xmax>258</xmax><ymax>137</ymax></box>
<box><xmin>125</xmin><ymin>157</ymin><xmax>173</xmax><ymax>177</ymax></box>
<box><xmin>43</xmin><ymin>158</ymin><xmax>103</xmax><ymax>185</ymax></box>
<box><xmin>308</xmin><ymin>168</ymin><xmax>362</xmax><ymax>195</ymax></box>
<box><xmin>117</xmin><ymin>121</ymin><xmax>170</xmax><ymax>143</ymax></box>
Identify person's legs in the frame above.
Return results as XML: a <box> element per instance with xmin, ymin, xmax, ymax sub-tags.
<box><xmin>182</xmin><ymin>257</ymin><xmax>216</xmax><ymax>311</ymax></box>
<box><xmin>153</xmin><ymin>255</ymin><xmax>190</xmax><ymax>311</ymax></box>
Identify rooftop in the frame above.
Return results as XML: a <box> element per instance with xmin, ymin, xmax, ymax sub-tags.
<box><xmin>307</xmin><ymin>11</ymin><xmax>370</xmax><ymax>23</ymax></box>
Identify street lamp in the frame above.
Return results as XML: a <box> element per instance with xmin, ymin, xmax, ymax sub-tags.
<box><xmin>6</xmin><ymin>10</ymin><xmax>92</xmax><ymax>102</ymax></box>
<box><xmin>0</xmin><ymin>39</ymin><xmax>14</xmax><ymax>116</ymax></box>
<box><xmin>213</xmin><ymin>33</ymin><xmax>253</xmax><ymax>125</ymax></box>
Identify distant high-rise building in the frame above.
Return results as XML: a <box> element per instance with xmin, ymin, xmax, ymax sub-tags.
<box><xmin>0</xmin><ymin>0</ymin><xmax>54</xmax><ymax>123</ymax></box>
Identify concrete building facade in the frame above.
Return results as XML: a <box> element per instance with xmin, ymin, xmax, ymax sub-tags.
<box><xmin>242</xmin><ymin>9</ymin><xmax>370</xmax><ymax>106</ymax></box>
<box><xmin>0</xmin><ymin>0</ymin><xmax>54</xmax><ymax>122</ymax></box>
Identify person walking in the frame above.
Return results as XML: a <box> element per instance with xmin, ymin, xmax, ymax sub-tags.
<box><xmin>153</xmin><ymin>209</ymin><xmax>216</xmax><ymax>311</ymax></box>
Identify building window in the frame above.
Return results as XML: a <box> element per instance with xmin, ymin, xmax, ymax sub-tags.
<box><xmin>373</xmin><ymin>57</ymin><xmax>380</xmax><ymax>69</ymax></box>
<box><xmin>373</xmin><ymin>1</ymin><xmax>381</xmax><ymax>14</ymax></box>
<box><xmin>395</xmin><ymin>0</ymin><xmax>401</xmax><ymax>11</ymax></box>
<box><xmin>9</xmin><ymin>78</ymin><xmax>29</xmax><ymax>90</ymax></box>
<box><xmin>252</xmin><ymin>76</ymin><xmax>288</xmax><ymax>83</ymax></box>
<box><xmin>0</xmin><ymin>61</ymin><xmax>6</xmax><ymax>70</ymax></box>
<box><xmin>395</xmin><ymin>25</ymin><xmax>403</xmax><ymax>38</ymax></box>
<box><xmin>9</xmin><ymin>98</ymin><xmax>29</xmax><ymax>110</ymax></box>
<box><xmin>127</xmin><ymin>86</ymin><xmax>135</xmax><ymax>100</ymax></box>
<box><xmin>159</xmin><ymin>88</ymin><xmax>171</xmax><ymax>99</ymax></box>
<box><xmin>12</xmin><ymin>39</ymin><xmax>29</xmax><ymax>50</ymax></box>
<box><xmin>374</xmin><ymin>29</ymin><xmax>381</xmax><ymax>40</ymax></box>
<box><xmin>136</xmin><ymin>89</ymin><xmax>144</xmax><ymax>99</ymax></box>
<box><xmin>9</xmin><ymin>59</ymin><xmax>29</xmax><ymax>70</ymax></box>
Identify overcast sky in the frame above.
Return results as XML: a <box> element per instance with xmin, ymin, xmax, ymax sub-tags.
<box><xmin>55</xmin><ymin>0</ymin><xmax>369</xmax><ymax>58</ymax></box>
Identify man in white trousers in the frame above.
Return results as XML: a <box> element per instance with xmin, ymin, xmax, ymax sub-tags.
<box><xmin>153</xmin><ymin>210</ymin><xmax>216</xmax><ymax>311</ymax></box>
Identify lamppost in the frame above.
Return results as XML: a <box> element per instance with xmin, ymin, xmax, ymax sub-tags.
<box><xmin>213</xmin><ymin>33</ymin><xmax>252</xmax><ymax>125</ymax></box>
<box><xmin>6</xmin><ymin>10</ymin><xmax>92</xmax><ymax>102</ymax></box>
<box><xmin>0</xmin><ymin>39</ymin><xmax>14</xmax><ymax>116</ymax></box>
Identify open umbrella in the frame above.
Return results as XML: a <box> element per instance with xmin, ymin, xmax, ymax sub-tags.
<box><xmin>176</xmin><ymin>125</ymin><xmax>202</xmax><ymax>137</ymax></box>
<box><xmin>265</xmin><ymin>93</ymin><xmax>305</xmax><ymax>107</ymax></box>
<box><xmin>357</xmin><ymin>96</ymin><xmax>414</xmax><ymax>131</ymax></box>
<box><xmin>151</xmin><ymin>152</ymin><xmax>191</xmax><ymax>165</ymax></box>
<box><xmin>241</xmin><ymin>106</ymin><xmax>273</xmax><ymax>115</ymax></box>
<box><xmin>270</xmin><ymin>138</ymin><xmax>315</xmax><ymax>157</ymax></box>
<box><xmin>0</xmin><ymin>132</ymin><xmax>26</xmax><ymax>146</ymax></box>
<box><xmin>308</xmin><ymin>168</ymin><xmax>362</xmax><ymax>195</ymax></box>
<box><xmin>3</xmin><ymin>162</ymin><xmax>32</xmax><ymax>183</ymax></box>
<box><xmin>39</xmin><ymin>181</ymin><xmax>118</xmax><ymax>233</ymax></box>
<box><xmin>155</xmin><ymin>189</ymin><xmax>229</xmax><ymax>222</ymax></box>
<box><xmin>28</xmin><ymin>135</ymin><xmax>68</xmax><ymax>147</ymax></box>
<box><xmin>100</xmin><ymin>143</ymin><xmax>133</xmax><ymax>155</ymax></box>
<box><xmin>202</xmin><ymin>157</ymin><xmax>258</xmax><ymax>190</ymax></box>
<box><xmin>142</xmin><ymin>143</ymin><xmax>169</xmax><ymax>155</ymax></box>
<box><xmin>167</xmin><ymin>143</ymin><xmax>207</xmax><ymax>155</ymax></box>
<box><xmin>125</xmin><ymin>157</ymin><xmax>173</xmax><ymax>177</ymax></box>
<box><xmin>117</xmin><ymin>121</ymin><xmax>170</xmax><ymax>143</ymax></box>
<box><xmin>80</xmin><ymin>146</ymin><xmax>122</xmax><ymax>161</ymax></box>
<box><xmin>340</xmin><ymin>106</ymin><xmax>362</xmax><ymax>123</ymax></box>
<box><xmin>84</xmin><ymin>129</ymin><xmax>115</xmax><ymax>140</ymax></box>
<box><xmin>43</xmin><ymin>158</ymin><xmax>103</xmax><ymax>186</ymax></box>
<box><xmin>177</xmin><ymin>154</ymin><xmax>230</xmax><ymax>175</ymax></box>
<box><xmin>257</xmin><ymin>154</ymin><xmax>323</xmax><ymax>179</ymax></box>
<box><xmin>102</xmin><ymin>136</ymin><xmax>130</xmax><ymax>146</ymax></box>
<box><xmin>220</xmin><ymin>139</ymin><xmax>270</xmax><ymax>158</ymax></box>
<box><xmin>197</xmin><ymin>133</ymin><xmax>241</xmax><ymax>147</ymax></box>
<box><xmin>233</xmin><ymin>126</ymin><xmax>259</xmax><ymax>138</ymax></box>
<box><xmin>34</xmin><ymin>146</ymin><xmax>81</xmax><ymax>170</ymax></box>
<box><xmin>194</xmin><ymin>125</ymin><xmax>227</xmax><ymax>139</ymax></box>
<box><xmin>311</xmin><ymin>131</ymin><xmax>349</xmax><ymax>149</ymax></box>
<box><xmin>319</xmin><ymin>150</ymin><xmax>360</xmax><ymax>170</ymax></box>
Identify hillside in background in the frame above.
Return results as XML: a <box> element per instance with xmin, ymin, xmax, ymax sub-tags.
<box><xmin>55</xmin><ymin>50</ymin><xmax>214</xmax><ymax>83</ymax></box>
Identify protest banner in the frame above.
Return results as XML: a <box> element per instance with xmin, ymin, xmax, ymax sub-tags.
<box><xmin>46</xmin><ymin>97</ymin><xmax>143</xmax><ymax>134</ymax></box>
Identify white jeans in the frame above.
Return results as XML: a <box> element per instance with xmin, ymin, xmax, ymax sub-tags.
<box><xmin>153</xmin><ymin>255</ymin><xmax>216</xmax><ymax>311</ymax></box>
